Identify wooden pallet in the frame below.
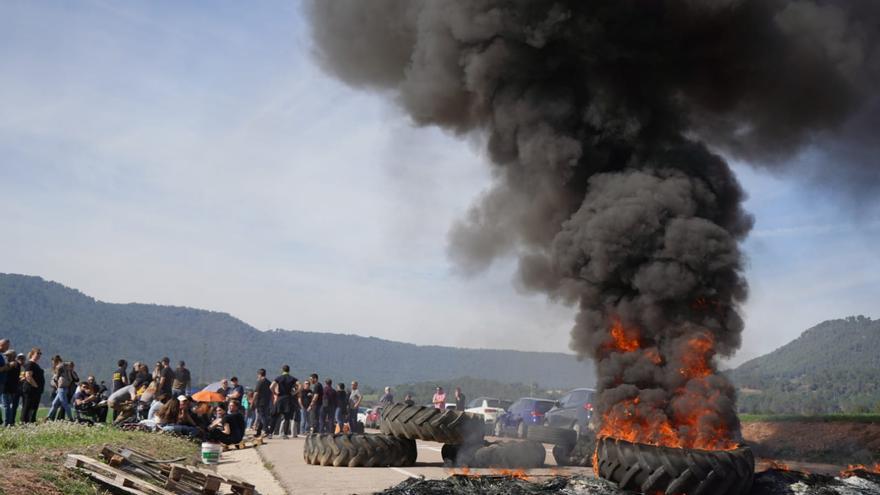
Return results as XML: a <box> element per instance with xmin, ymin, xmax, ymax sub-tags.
<box><xmin>65</xmin><ymin>454</ymin><xmax>175</xmax><ymax>495</ymax></box>
<box><xmin>165</xmin><ymin>463</ymin><xmax>255</xmax><ymax>495</ymax></box>
<box><xmin>99</xmin><ymin>446</ymin><xmax>256</xmax><ymax>495</ymax></box>
<box><xmin>222</xmin><ymin>437</ymin><xmax>264</xmax><ymax>451</ymax></box>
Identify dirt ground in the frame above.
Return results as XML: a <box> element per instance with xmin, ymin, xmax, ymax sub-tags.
<box><xmin>743</xmin><ymin>421</ymin><xmax>880</xmax><ymax>466</ymax></box>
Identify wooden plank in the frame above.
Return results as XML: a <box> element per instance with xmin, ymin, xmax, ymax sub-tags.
<box><xmin>66</xmin><ymin>455</ymin><xmax>175</xmax><ymax>495</ymax></box>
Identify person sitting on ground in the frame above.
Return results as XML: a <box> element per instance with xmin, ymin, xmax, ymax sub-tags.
<box><xmin>72</xmin><ymin>382</ymin><xmax>101</xmax><ymax>422</ymax></box>
<box><xmin>73</xmin><ymin>382</ymin><xmax>108</xmax><ymax>423</ymax></box>
<box><xmin>207</xmin><ymin>401</ymin><xmax>245</xmax><ymax>445</ymax></box>
<box><xmin>189</xmin><ymin>400</ymin><xmax>214</xmax><ymax>436</ymax></box>
<box><xmin>147</xmin><ymin>393</ymin><xmax>169</xmax><ymax>421</ymax></box>
<box><xmin>158</xmin><ymin>395</ymin><xmax>200</xmax><ymax>437</ymax></box>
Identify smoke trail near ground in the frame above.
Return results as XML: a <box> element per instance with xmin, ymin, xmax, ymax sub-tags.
<box><xmin>307</xmin><ymin>1</ymin><xmax>879</xmax><ymax>446</ymax></box>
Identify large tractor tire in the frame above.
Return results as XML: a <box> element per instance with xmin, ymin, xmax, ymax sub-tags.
<box><xmin>442</xmin><ymin>440</ymin><xmax>545</xmax><ymax>468</ymax></box>
<box><xmin>596</xmin><ymin>437</ymin><xmax>755</xmax><ymax>495</ymax></box>
<box><xmin>526</xmin><ymin>425</ymin><xmax>577</xmax><ymax>446</ymax></box>
<box><xmin>380</xmin><ymin>403</ymin><xmax>484</xmax><ymax>444</ymax></box>
<box><xmin>552</xmin><ymin>434</ymin><xmax>596</xmax><ymax>467</ymax></box>
<box><xmin>303</xmin><ymin>433</ymin><xmax>417</xmax><ymax>467</ymax></box>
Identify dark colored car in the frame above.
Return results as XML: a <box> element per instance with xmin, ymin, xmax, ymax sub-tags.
<box><xmin>544</xmin><ymin>388</ymin><xmax>596</xmax><ymax>437</ymax></box>
<box><xmin>493</xmin><ymin>397</ymin><xmax>556</xmax><ymax>438</ymax></box>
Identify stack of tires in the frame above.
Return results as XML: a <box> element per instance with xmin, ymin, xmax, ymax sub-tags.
<box><xmin>381</xmin><ymin>403</ymin><xmax>545</xmax><ymax>469</ymax></box>
<box><xmin>303</xmin><ymin>402</ymin><xmax>484</xmax><ymax>468</ymax></box>
<box><xmin>303</xmin><ymin>432</ymin><xmax>417</xmax><ymax>467</ymax></box>
<box><xmin>526</xmin><ymin>425</ymin><xmax>595</xmax><ymax>467</ymax></box>
<box><xmin>303</xmin><ymin>403</ymin><xmax>549</xmax><ymax>469</ymax></box>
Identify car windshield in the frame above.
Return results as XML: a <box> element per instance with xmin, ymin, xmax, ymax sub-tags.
<box><xmin>486</xmin><ymin>399</ymin><xmax>505</xmax><ymax>408</ymax></box>
<box><xmin>533</xmin><ymin>400</ymin><xmax>555</xmax><ymax>413</ymax></box>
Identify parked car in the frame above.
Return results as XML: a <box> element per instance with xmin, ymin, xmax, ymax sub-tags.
<box><xmin>365</xmin><ymin>406</ymin><xmax>383</xmax><ymax>428</ymax></box>
<box><xmin>494</xmin><ymin>397</ymin><xmax>556</xmax><ymax>438</ymax></box>
<box><xmin>356</xmin><ymin>406</ymin><xmax>369</xmax><ymax>424</ymax></box>
<box><xmin>466</xmin><ymin>397</ymin><xmax>511</xmax><ymax>432</ymax></box>
<box><xmin>544</xmin><ymin>388</ymin><xmax>596</xmax><ymax>438</ymax></box>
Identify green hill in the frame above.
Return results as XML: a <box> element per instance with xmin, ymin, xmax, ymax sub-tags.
<box><xmin>0</xmin><ymin>273</ymin><xmax>595</xmax><ymax>394</ymax></box>
<box><xmin>729</xmin><ymin>316</ymin><xmax>880</xmax><ymax>414</ymax></box>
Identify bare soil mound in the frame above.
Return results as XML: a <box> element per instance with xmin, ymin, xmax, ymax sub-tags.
<box><xmin>742</xmin><ymin>421</ymin><xmax>880</xmax><ymax>465</ymax></box>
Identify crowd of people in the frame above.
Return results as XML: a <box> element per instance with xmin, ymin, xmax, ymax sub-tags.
<box><xmin>0</xmin><ymin>338</ymin><xmax>471</xmax><ymax>447</ymax></box>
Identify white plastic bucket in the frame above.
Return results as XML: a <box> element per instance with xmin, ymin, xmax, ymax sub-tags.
<box><xmin>201</xmin><ymin>442</ymin><xmax>222</xmax><ymax>465</ymax></box>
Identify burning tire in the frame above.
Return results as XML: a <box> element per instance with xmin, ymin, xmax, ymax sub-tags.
<box><xmin>526</xmin><ymin>425</ymin><xmax>577</xmax><ymax>446</ymax></box>
<box><xmin>597</xmin><ymin>437</ymin><xmax>754</xmax><ymax>495</ymax></box>
<box><xmin>303</xmin><ymin>433</ymin><xmax>417</xmax><ymax>467</ymax></box>
<box><xmin>442</xmin><ymin>440</ymin><xmax>545</xmax><ymax>468</ymax></box>
<box><xmin>380</xmin><ymin>403</ymin><xmax>484</xmax><ymax>444</ymax></box>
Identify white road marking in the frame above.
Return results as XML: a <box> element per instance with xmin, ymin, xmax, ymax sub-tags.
<box><xmin>390</xmin><ymin>467</ymin><xmax>420</xmax><ymax>478</ymax></box>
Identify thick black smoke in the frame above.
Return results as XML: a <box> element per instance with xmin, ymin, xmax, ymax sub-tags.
<box><xmin>307</xmin><ymin>0</ymin><xmax>879</xmax><ymax>445</ymax></box>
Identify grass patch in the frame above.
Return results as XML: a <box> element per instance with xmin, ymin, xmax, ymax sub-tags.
<box><xmin>740</xmin><ymin>413</ymin><xmax>880</xmax><ymax>423</ymax></box>
<box><xmin>0</xmin><ymin>422</ymin><xmax>198</xmax><ymax>495</ymax></box>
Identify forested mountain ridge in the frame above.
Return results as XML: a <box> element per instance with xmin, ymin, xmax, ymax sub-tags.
<box><xmin>729</xmin><ymin>316</ymin><xmax>880</xmax><ymax>414</ymax></box>
<box><xmin>0</xmin><ymin>273</ymin><xmax>595</xmax><ymax>392</ymax></box>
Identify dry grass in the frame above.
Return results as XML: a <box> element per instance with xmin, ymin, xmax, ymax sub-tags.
<box><xmin>0</xmin><ymin>421</ymin><xmax>198</xmax><ymax>495</ymax></box>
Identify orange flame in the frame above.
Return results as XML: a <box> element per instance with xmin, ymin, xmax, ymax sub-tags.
<box><xmin>841</xmin><ymin>463</ymin><xmax>880</xmax><ymax>478</ymax></box>
<box><xmin>597</xmin><ymin>318</ymin><xmax>737</xmax><ymax>455</ymax></box>
<box><xmin>606</xmin><ymin>316</ymin><xmax>640</xmax><ymax>353</ymax></box>
<box><xmin>491</xmin><ymin>468</ymin><xmax>530</xmax><ymax>480</ymax></box>
<box><xmin>767</xmin><ymin>460</ymin><xmax>791</xmax><ymax>471</ymax></box>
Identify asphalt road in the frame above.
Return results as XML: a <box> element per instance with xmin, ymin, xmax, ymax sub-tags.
<box><xmin>258</xmin><ymin>430</ymin><xmax>594</xmax><ymax>495</ymax></box>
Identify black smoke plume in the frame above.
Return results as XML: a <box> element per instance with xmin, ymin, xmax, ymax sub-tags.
<box><xmin>307</xmin><ymin>0</ymin><xmax>879</xmax><ymax>445</ymax></box>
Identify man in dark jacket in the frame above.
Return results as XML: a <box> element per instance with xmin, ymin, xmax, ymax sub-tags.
<box><xmin>20</xmin><ymin>348</ymin><xmax>44</xmax><ymax>423</ymax></box>
<box><xmin>269</xmin><ymin>365</ymin><xmax>296</xmax><ymax>439</ymax></box>
<box><xmin>322</xmin><ymin>378</ymin><xmax>336</xmax><ymax>433</ymax></box>
<box><xmin>253</xmin><ymin>368</ymin><xmax>272</xmax><ymax>438</ymax></box>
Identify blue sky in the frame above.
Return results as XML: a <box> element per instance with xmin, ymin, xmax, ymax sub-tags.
<box><xmin>1</xmin><ymin>1</ymin><xmax>877</xmax><ymax>365</ymax></box>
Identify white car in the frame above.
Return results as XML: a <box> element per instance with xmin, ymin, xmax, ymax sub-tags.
<box><xmin>356</xmin><ymin>407</ymin><xmax>369</xmax><ymax>424</ymax></box>
<box><xmin>465</xmin><ymin>397</ymin><xmax>510</xmax><ymax>431</ymax></box>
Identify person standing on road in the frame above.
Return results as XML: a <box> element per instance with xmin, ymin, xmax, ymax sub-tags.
<box><xmin>335</xmin><ymin>383</ymin><xmax>348</xmax><ymax>433</ymax></box>
<box><xmin>253</xmin><ymin>368</ymin><xmax>272</xmax><ymax>438</ymax></box>
<box><xmin>298</xmin><ymin>380</ymin><xmax>312</xmax><ymax>434</ymax></box>
<box><xmin>348</xmin><ymin>381</ymin><xmax>362</xmax><ymax>432</ymax></box>
<box><xmin>322</xmin><ymin>378</ymin><xmax>336</xmax><ymax>433</ymax></box>
<box><xmin>432</xmin><ymin>387</ymin><xmax>446</xmax><ymax>409</ymax></box>
<box><xmin>20</xmin><ymin>348</ymin><xmax>45</xmax><ymax>423</ymax></box>
<box><xmin>307</xmin><ymin>373</ymin><xmax>323</xmax><ymax>433</ymax></box>
<box><xmin>269</xmin><ymin>365</ymin><xmax>296</xmax><ymax>439</ymax></box>
<box><xmin>379</xmin><ymin>386</ymin><xmax>394</xmax><ymax>406</ymax></box>
<box><xmin>227</xmin><ymin>377</ymin><xmax>244</xmax><ymax>402</ymax></box>
<box><xmin>455</xmin><ymin>387</ymin><xmax>466</xmax><ymax>411</ymax></box>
